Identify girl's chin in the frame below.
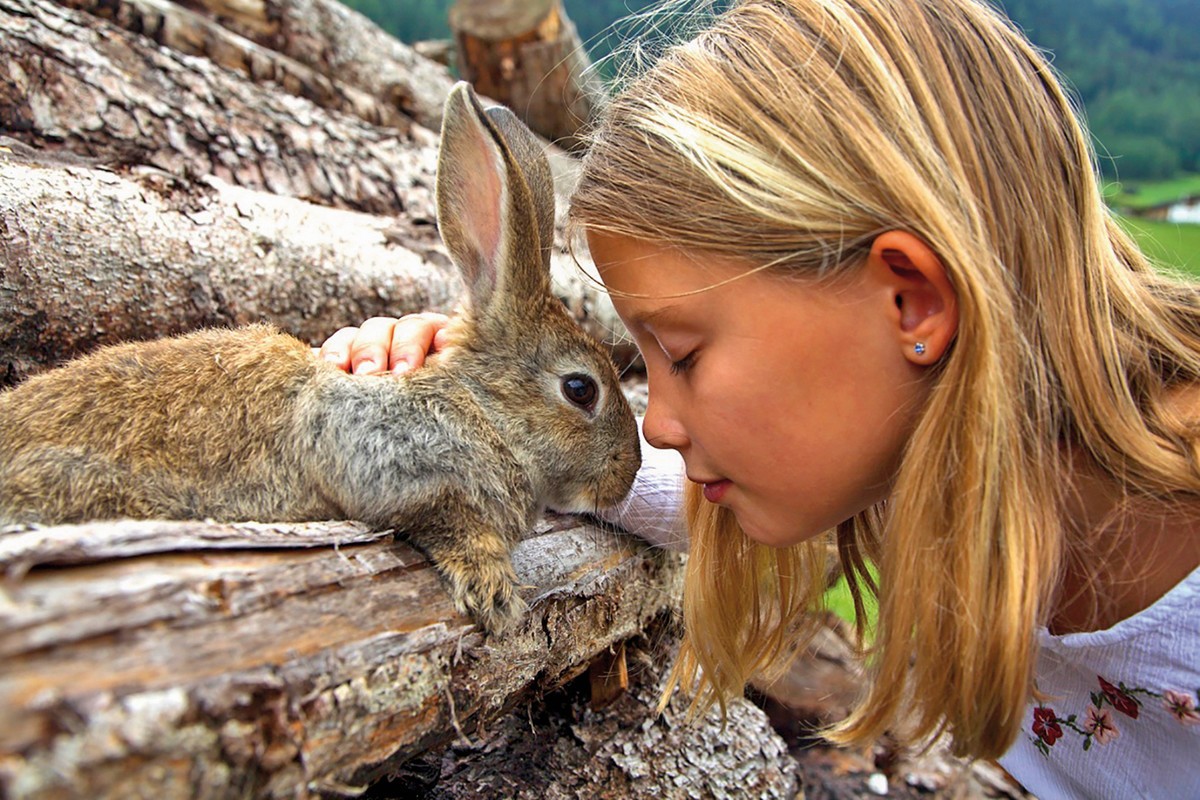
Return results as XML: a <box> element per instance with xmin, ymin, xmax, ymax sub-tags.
<box><xmin>733</xmin><ymin>512</ymin><xmax>813</xmax><ymax>549</ymax></box>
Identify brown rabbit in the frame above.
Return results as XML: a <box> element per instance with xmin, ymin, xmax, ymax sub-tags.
<box><xmin>0</xmin><ymin>82</ymin><xmax>642</xmax><ymax>635</ymax></box>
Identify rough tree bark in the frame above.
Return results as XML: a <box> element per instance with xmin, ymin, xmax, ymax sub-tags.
<box><xmin>393</xmin><ymin>618</ymin><xmax>802</xmax><ymax>800</ymax></box>
<box><xmin>450</xmin><ymin>0</ymin><xmax>605</xmax><ymax>149</ymax></box>
<box><xmin>59</xmin><ymin>0</ymin><xmax>460</xmax><ymax>133</ymax></box>
<box><xmin>2</xmin><ymin>0</ymin><xmax>432</xmax><ymax>215</ymax></box>
<box><xmin>0</xmin><ymin>0</ymin><xmax>633</xmax><ymax>384</ymax></box>
<box><xmin>0</xmin><ymin>145</ymin><xmax>454</xmax><ymax>385</ymax></box>
<box><xmin>0</xmin><ymin>515</ymin><xmax>691</xmax><ymax>798</ymax></box>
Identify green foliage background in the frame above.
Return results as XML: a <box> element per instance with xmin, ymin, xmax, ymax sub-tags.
<box><xmin>341</xmin><ymin>0</ymin><xmax>1198</xmax><ymax>183</ymax></box>
<box><xmin>1000</xmin><ymin>0</ymin><xmax>1200</xmax><ymax>180</ymax></box>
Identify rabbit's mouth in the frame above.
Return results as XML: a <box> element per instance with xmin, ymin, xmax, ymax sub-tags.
<box><xmin>546</xmin><ymin>491</ymin><xmax>605</xmax><ymax>515</ymax></box>
<box><xmin>547</xmin><ymin>477</ymin><xmax>635</xmax><ymax>515</ymax></box>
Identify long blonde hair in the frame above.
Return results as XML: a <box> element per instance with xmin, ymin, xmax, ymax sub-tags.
<box><xmin>571</xmin><ymin>0</ymin><xmax>1200</xmax><ymax>758</ymax></box>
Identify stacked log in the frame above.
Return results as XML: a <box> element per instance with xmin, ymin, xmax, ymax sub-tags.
<box><xmin>0</xmin><ymin>516</ymin><xmax>699</xmax><ymax>797</ymax></box>
<box><xmin>449</xmin><ymin>0</ymin><xmax>605</xmax><ymax>150</ymax></box>
<box><xmin>0</xmin><ymin>0</ymin><xmax>630</xmax><ymax>387</ymax></box>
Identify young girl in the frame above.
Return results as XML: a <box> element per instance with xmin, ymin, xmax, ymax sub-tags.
<box><xmin>321</xmin><ymin>0</ymin><xmax>1200</xmax><ymax>794</ymax></box>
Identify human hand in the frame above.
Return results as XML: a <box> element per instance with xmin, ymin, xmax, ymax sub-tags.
<box><xmin>317</xmin><ymin>313</ymin><xmax>452</xmax><ymax>375</ymax></box>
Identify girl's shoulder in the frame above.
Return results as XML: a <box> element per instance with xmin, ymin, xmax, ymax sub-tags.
<box><xmin>999</xmin><ymin>564</ymin><xmax>1200</xmax><ymax>799</ymax></box>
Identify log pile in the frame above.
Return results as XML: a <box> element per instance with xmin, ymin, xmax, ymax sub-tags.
<box><xmin>0</xmin><ymin>0</ymin><xmax>629</xmax><ymax>387</ymax></box>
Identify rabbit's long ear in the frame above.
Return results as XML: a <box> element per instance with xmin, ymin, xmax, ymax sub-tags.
<box><xmin>436</xmin><ymin>82</ymin><xmax>555</xmax><ymax>319</ymax></box>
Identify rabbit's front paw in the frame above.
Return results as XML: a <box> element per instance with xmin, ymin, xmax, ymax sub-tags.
<box><xmin>446</xmin><ymin>561</ymin><xmax>528</xmax><ymax>635</ymax></box>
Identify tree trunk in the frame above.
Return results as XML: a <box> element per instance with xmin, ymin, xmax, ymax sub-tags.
<box><xmin>0</xmin><ymin>514</ymin><xmax>685</xmax><ymax>798</ymax></box>
<box><xmin>63</xmin><ymin>0</ymin><xmax>461</xmax><ymax>133</ymax></box>
<box><xmin>0</xmin><ymin>147</ymin><xmax>457</xmax><ymax>385</ymax></box>
<box><xmin>57</xmin><ymin>0</ymin><xmax>412</xmax><ymax>132</ymax></box>
<box><xmin>450</xmin><ymin>0</ymin><xmax>605</xmax><ymax>150</ymax></box>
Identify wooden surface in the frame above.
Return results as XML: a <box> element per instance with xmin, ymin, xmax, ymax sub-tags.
<box><xmin>449</xmin><ymin>0</ymin><xmax>604</xmax><ymax>148</ymax></box>
<box><xmin>0</xmin><ymin>514</ymin><xmax>683</xmax><ymax>798</ymax></box>
<box><xmin>448</xmin><ymin>0</ymin><xmax>556</xmax><ymax>41</ymax></box>
<box><xmin>0</xmin><ymin>149</ymin><xmax>455</xmax><ymax>386</ymax></box>
<box><xmin>401</xmin><ymin>620</ymin><xmax>803</xmax><ymax>800</ymax></box>
<box><xmin>1</xmin><ymin>0</ymin><xmax>429</xmax><ymax>216</ymax></box>
<box><xmin>0</xmin><ymin>0</ymin><xmax>635</xmax><ymax>385</ymax></box>
<box><xmin>71</xmin><ymin>0</ymin><xmax>460</xmax><ymax>132</ymax></box>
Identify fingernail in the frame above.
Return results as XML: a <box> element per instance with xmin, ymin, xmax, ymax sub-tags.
<box><xmin>322</xmin><ymin>351</ymin><xmax>344</xmax><ymax>363</ymax></box>
<box><xmin>354</xmin><ymin>359</ymin><xmax>378</xmax><ymax>375</ymax></box>
<box><xmin>392</xmin><ymin>360</ymin><xmax>411</xmax><ymax>376</ymax></box>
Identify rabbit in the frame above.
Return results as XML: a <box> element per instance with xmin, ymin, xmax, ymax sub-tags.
<box><xmin>0</xmin><ymin>81</ymin><xmax>642</xmax><ymax>635</ymax></box>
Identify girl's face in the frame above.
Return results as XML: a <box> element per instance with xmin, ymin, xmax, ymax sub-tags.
<box><xmin>591</xmin><ymin>232</ymin><xmax>932</xmax><ymax>547</ymax></box>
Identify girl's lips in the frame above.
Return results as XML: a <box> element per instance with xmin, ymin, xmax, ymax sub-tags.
<box><xmin>702</xmin><ymin>479</ymin><xmax>731</xmax><ymax>503</ymax></box>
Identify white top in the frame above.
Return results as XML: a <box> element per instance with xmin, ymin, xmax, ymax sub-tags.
<box><xmin>999</xmin><ymin>564</ymin><xmax>1200</xmax><ymax>799</ymax></box>
<box><xmin>601</xmin><ymin>423</ymin><xmax>1200</xmax><ymax>797</ymax></box>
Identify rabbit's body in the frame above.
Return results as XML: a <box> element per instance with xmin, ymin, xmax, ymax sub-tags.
<box><xmin>0</xmin><ymin>327</ymin><xmax>327</xmax><ymax>524</ymax></box>
<box><xmin>0</xmin><ymin>84</ymin><xmax>641</xmax><ymax>634</ymax></box>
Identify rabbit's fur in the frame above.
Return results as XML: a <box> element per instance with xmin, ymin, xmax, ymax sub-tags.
<box><xmin>0</xmin><ymin>83</ymin><xmax>641</xmax><ymax>635</ymax></box>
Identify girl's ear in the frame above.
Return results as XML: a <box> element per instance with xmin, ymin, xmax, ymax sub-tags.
<box><xmin>867</xmin><ymin>230</ymin><xmax>959</xmax><ymax>364</ymax></box>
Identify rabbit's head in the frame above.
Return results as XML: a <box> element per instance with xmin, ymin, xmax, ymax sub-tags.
<box><xmin>435</xmin><ymin>82</ymin><xmax>640</xmax><ymax>514</ymax></box>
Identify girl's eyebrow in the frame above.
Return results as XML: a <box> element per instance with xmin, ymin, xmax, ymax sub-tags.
<box><xmin>630</xmin><ymin>303</ymin><xmax>685</xmax><ymax>328</ymax></box>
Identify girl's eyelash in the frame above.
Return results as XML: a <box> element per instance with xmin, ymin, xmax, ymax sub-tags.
<box><xmin>669</xmin><ymin>352</ymin><xmax>696</xmax><ymax>375</ymax></box>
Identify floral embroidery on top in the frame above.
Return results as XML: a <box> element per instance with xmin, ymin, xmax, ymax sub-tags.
<box><xmin>1032</xmin><ymin>706</ymin><xmax>1063</xmax><ymax>747</ymax></box>
<box><xmin>1097</xmin><ymin>676</ymin><xmax>1140</xmax><ymax>719</ymax></box>
<box><xmin>1163</xmin><ymin>689</ymin><xmax>1200</xmax><ymax>725</ymax></box>
<box><xmin>1028</xmin><ymin>675</ymin><xmax>1200</xmax><ymax>756</ymax></box>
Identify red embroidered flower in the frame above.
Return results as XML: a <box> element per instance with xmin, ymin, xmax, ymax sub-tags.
<box><xmin>1032</xmin><ymin>706</ymin><xmax>1062</xmax><ymax>745</ymax></box>
<box><xmin>1098</xmin><ymin>676</ymin><xmax>1140</xmax><ymax>719</ymax></box>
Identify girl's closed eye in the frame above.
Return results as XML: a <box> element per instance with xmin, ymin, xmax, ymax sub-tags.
<box><xmin>669</xmin><ymin>350</ymin><xmax>697</xmax><ymax>376</ymax></box>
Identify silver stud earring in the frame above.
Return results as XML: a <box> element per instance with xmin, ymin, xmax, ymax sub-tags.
<box><xmin>914</xmin><ymin>342</ymin><xmax>927</xmax><ymax>356</ymax></box>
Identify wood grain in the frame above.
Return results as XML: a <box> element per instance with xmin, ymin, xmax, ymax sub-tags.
<box><xmin>0</xmin><ymin>514</ymin><xmax>683</xmax><ymax>798</ymax></box>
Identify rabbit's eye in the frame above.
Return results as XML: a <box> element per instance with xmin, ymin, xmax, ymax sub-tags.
<box><xmin>561</xmin><ymin>374</ymin><xmax>598</xmax><ymax>411</ymax></box>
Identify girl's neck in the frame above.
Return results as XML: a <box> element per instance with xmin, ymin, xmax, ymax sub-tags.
<box><xmin>1051</xmin><ymin>451</ymin><xmax>1200</xmax><ymax>635</ymax></box>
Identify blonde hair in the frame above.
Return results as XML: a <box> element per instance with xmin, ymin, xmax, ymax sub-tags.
<box><xmin>571</xmin><ymin>0</ymin><xmax>1200</xmax><ymax>759</ymax></box>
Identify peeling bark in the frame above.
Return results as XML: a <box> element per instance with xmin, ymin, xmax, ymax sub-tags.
<box><xmin>59</xmin><ymin>0</ymin><xmax>417</xmax><ymax>131</ymax></box>
<box><xmin>396</xmin><ymin>622</ymin><xmax>802</xmax><ymax>800</ymax></box>
<box><xmin>0</xmin><ymin>151</ymin><xmax>457</xmax><ymax>385</ymax></box>
<box><xmin>0</xmin><ymin>514</ymin><xmax>684</xmax><ymax>798</ymax></box>
<box><xmin>1</xmin><ymin>0</ymin><xmax>432</xmax><ymax>215</ymax></box>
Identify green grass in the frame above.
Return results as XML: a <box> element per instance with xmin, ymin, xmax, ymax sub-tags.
<box><xmin>1118</xmin><ymin>216</ymin><xmax>1200</xmax><ymax>278</ymax></box>
<box><xmin>1105</xmin><ymin>174</ymin><xmax>1200</xmax><ymax>211</ymax></box>
<box><xmin>823</xmin><ymin>566</ymin><xmax>878</xmax><ymax>640</ymax></box>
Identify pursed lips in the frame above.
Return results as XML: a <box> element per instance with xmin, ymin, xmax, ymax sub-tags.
<box><xmin>688</xmin><ymin>473</ymin><xmax>732</xmax><ymax>503</ymax></box>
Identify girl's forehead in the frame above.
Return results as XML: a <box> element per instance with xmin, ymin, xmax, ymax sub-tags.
<box><xmin>589</xmin><ymin>231</ymin><xmax>758</xmax><ymax>287</ymax></box>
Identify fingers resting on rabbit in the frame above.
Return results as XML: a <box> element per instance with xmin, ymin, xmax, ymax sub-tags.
<box><xmin>318</xmin><ymin>313</ymin><xmax>452</xmax><ymax>376</ymax></box>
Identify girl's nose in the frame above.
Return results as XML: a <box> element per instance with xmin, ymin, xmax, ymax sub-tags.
<box><xmin>641</xmin><ymin>388</ymin><xmax>689</xmax><ymax>451</ymax></box>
